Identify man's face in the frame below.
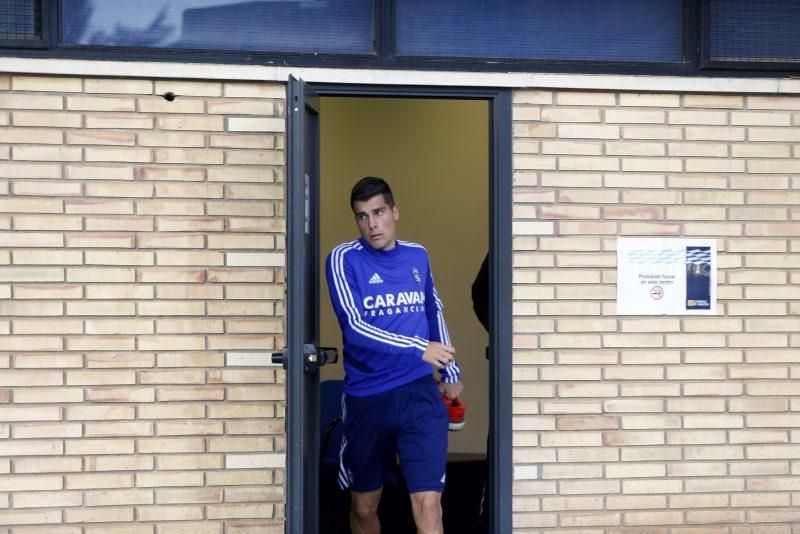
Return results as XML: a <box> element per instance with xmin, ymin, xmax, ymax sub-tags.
<box><xmin>352</xmin><ymin>194</ymin><xmax>399</xmax><ymax>251</ymax></box>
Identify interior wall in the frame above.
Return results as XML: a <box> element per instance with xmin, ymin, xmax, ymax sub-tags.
<box><xmin>319</xmin><ymin>97</ymin><xmax>489</xmax><ymax>454</ymax></box>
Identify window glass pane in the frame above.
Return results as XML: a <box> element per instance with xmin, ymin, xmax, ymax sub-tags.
<box><xmin>395</xmin><ymin>0</ymin><xmax>682</xmax><ymax>62</ymax></box>
<box><xmin>0</xmin><ymin>0</ymin><xmax>42</xmax><ymax>40</ymax></box>
<box><xmin>61</xmin><ymin>0</ymin><xmax>374</xmax><ymax>54</ymax></box>
<box><xmin>709</xmin><ymin>0</ymin><xmax>800</xmax><ymax>64</ymax></box>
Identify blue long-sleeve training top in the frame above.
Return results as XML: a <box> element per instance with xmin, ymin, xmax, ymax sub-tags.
<box><xmin>326</xmin><ymin>238</ymin><xmax>461</xmax><ymax>397</ymax></box>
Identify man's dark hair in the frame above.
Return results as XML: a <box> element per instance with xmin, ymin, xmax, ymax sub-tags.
<box><xmin>350</xmin><ymin>176</ymin><xmax>395</xmax><ymax>211</ymax></box>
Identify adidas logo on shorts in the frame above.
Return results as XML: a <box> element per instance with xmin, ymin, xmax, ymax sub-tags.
<box><xmin>368</xmin><ymin>272</ymin><xmax>384</xmax><ymax>284</ymax></box>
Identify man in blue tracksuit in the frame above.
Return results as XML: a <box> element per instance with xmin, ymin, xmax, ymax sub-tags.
<box><xmin>326</xmin><ymin>176</ymin><xmax>463</xmax><ymax>534</ymax></box>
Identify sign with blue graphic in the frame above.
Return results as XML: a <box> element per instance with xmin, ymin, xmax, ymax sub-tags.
<box><xmin>617</xmin><ymin>238</ymin><xmax>717</xmax><ymax>315</ymax></box>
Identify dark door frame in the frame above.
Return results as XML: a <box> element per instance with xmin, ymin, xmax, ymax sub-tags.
<box><xmin>285</xmin><ymin>82</ymin><xmax>513</xmax><ymax>533</ymax></box>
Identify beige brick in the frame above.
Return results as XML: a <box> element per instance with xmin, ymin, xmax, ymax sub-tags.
<box><xmin>750</xmin><ymin>127</ymin><xmax>800</xmax><ymax>142</ymax></box>
<box><xmin>66</xmin><ymin>165</ymin><xmax>135</xmax><ymax>180</ymax></box>
<box><xmin>86</xmin><ymin>387</ymin><xmax>155</xmax><ymax>403</ymax></box>
<box><xmin>512</xmin><ymin>90</ymin><xmax>553</xmax><ymax>105</ymax></box>
<box><xmin>157</xmin><ymin>455</ymin><xmax>224</xmax><ymax>471</ymax></box>
<box><xmin>0</xmin><ymin>93</ymin><xmax>63</xmax><ymax>110</ymax></box>
<box><xmin>669</xmin><ymin>110</ymin><xmax>728</xmax><ymax>125</ymax></box>
<box><xmin>155</xmin><ymin>420</ymin><xmax>224</xmax><ymax>436</ymax></box>
<box><xmin>227</xmin><ymin>117</ymin><xmax>284</xmax><ymax>133</ymax></box>
<box><xmin>84</xmin><ymin>250</ymin><xmax>153</xmax><ymax>265</ymax></box>
<box><xmin>84</xmin><ymin>146</ymin><xmax>152</xmax><ymax>163</ymax></box>
<box><xmin>13</xmin><ymin>353</ymin><xmax>82</xmax><ymax>370</ymax></box>
<box><xmin>541</xmin><ymin>108</ymin><xmax>601</xmax><ymax>122</ymax></box>
<box><xmin>155</xmin><ymin>522</ymin><xmax>223</xmax><ymax>534</ymax></box>
<box><xmin>84</xmin><ymin>284</ymin><xmax>153</xmax><ymax>300</ymax></box>
<box><xmin>14</xmin><ymin>490</ymin><xmax>82</xmax><ymax>508</ymax></box>
<box><xmin>67</xmin><ymin>95</ymin><xmax>135</xmax><ymax>111</ymax></box>
<box><xmin>86</xmin><ymin>455</ymin><xmax>154</xmax><ymax>476</ymax></box>
<box><xmin>558</xmin><ymin>124</ymin><xmax>620</xmax><ymax>139</ymax></box>
<box><xmin>65</xmin><ymin>199</ymin><xmax>134</xmax><ymax>215</ymax></box>
<box><xmin>84</xmin><ymin>421</ymin><xmax>153</xmax><ymax>437</ymax></box>
<box><xmin>155</xmin><ymin>80</ymin><xmax>221</xmax><ymax>97</ymax></box>
<box><xmin>12</xmin><ymin>75</ymin><xmax>81</xmax><ymax>92</ymax></box>
<box><xmin>748</xmin><ymin>95</ymin><xmax>800</xmax><ymax>110</ymax></box>
<box><xmin>0</xmin><ymin>474</ymin><xmax>63</xmax><ymax>491</ymax></box>
<box><xmin>225</xmin><ymin>487</ymin><xmax>283</xmax><ymax>504</ymax></box>
<box><xmin>139</xmin><ymin>233</ymin><xmax>204</xmax><ymax>249</ymax></box>
<box><xmin>0</xmin><ymin>509</ymin><xmax>62</xmax><ymax>525</ymax></box>
<box><xmin>13</xmin><ymin>145</ymin><xmax>81</xmax><ymax>161</ymax></box>
<box><xmin>138</xmin><ymin>335</ymin><xmax>205</xmax><ymax>351</ymax></box>
<box><xmin>156</xmin><ymin>286</ymin><xmax>222</xmax><ymax>300</ymax></box>
<box><xmin>2</xmin><ymin>127</ymin><xmax>63</xmax><ymax>144</ymax></box>
<box><xmin>85</xmin><ymin>489</ymin><xmax>153</xmax><ymax>506</ymax></box>
<box><xmin>14</xmin><ymin>387</ymin><xmax>83</xmax><ymax>404</ymax></box>
<box><xmin>64</xmin><ymin>507</ymin><xmax>135</xmax><ymax>523</ymax></box>
<box><xmin>156</xmin><ymin>386</ymin><xmax>225</xmax><ymax>402</ymax></box>
<box><xmin>85</xmin><ymin>113</ymin><xmax>153</xmax><ymax>129</ymax></box>
<box><xmin>156</xmin><ymin>217</ymin><xmax>223</xmax><ymax>232</ymax></box>
<box><xmin>136</xmin><ymin>505</ymin><xmax>203</xmax><ymax>521</ymax></box>
<box><xmin>66</xmin><ymin>301</ymin><xmax>135</xmax><ymax>316</ymax></box>
<box><xmin>13</xmin><ymin>111</ymin><xmax>82</xmax><ymax>127</ymax></box>
<box><xmin>156</xmin><ymin>352</ymin><xmax>224</xmax><ymax>367</ymax></box>
<box><xmin>207</xmin><ymin>166</ymin><xmax>275</xmax><ymax>183</ymax></box>
<box><xmin>138</xmin><ymin>131</ymin><xmax>206</xmax><ymax>147</ymax></box>
<box><xmin>14</xmin><ymin>217</ymin><xmax>79</xmax><ymax>236</ymax></box>
<box><xmin>206</xmin><ymin>503</ymin><xmax>273</xmax><ymax>520</ymax></box>
<box><xmin>207</xmin><ymin>200</ymin><xmax>274</xmax><ymax>216</ymax></box>
<box><xmin>136</xmin><ymin>200</ymin><xmax>205</xmax><ymax>216</ymax></box>
<box><xmin>210</xmin><ymin>133</ymin><xmax>274</xmax><ymax>149</ymax></box>
<box><xmin>208</xmin><ymin>98</ymin><xmax>274</xmax><ymax>115</ymax></box>
<box><xmin>156</xmin><ymin>148</ymin><xmax>223</xmax><ymax>164</ymax></box>
<box><xmin>731</xmin><ymin>111</ymin><xmax>791</xmax><ymax>126</ymax></box>
<box><xmin>685</xmin><ymin>126</ymin><xmax>745</xmax><ymax>141</ymax></box>
<box><xmin>623</xmin><ymin>511</ymin><xmax>684</xmax><ymax>526</ymax></box>
<box><xmin>0</xmin><ymin>404</ymin><xmax>61</xmax><ymax>421</ymax></box>
<box><xmin>157</xmin><ymin>115</ymin><xmax>224</xmax><ymax>131</ymax></box>
<box><xmin>138</xmin><ymin>97</ymin><xmax>205</xmax><ymax>114</ymax></box>
<box><xmin>137</xmin><ymin>438</ymin><xmax>204</xmax><ymax>453</ymax></box>
<box><xmin>85</xmin><ymin>78</ymin><xmax>153</xmax><ymax>94</ymax></box>
<box><xmin>0</xmin><ymin>439</ymin><xmax>62</xmax><ymax>456</ymax></box>
<box><xmin>136</xmin><ymin>166</ymin><xmax>206</xmax><ymax>182</ymax></box>
<box><xmin>65</xmin><ymin>471</ymin><xmax>136</xmax><ymax>488</ymax></box>
<box><xmin>223</xmin><ymin>83</ymin><xmax>284</xmax><ymax>99</ymax></box>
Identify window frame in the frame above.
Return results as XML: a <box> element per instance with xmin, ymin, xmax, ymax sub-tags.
<box><xmin>1</xmin><ymin>0</ymin><xmax>799</xmax><ymax>77</ymax></box>
<box><xmin>699</xmin><ymin>0</ymin><xmax>800</xmax><ymax>71</ymax></box>
<box><xmin>0</xmin><ymin>0</ymin><xmax>53</xmax><ymax>49</ymax></box>
<box><xmin>390</xmin><ymin>0</ymin><xmax>688</xmax><ymax>65</ymax></box>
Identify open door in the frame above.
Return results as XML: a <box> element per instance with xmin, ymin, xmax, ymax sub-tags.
<box><xmin>282</xmin><ymin>81</ymin><xmax>513</xmax><ymax>534</ymax></box>
<box><xmin>275</xmin><ymin>75</ymin><xmax>337</xmax><ymax>534</ymax></box>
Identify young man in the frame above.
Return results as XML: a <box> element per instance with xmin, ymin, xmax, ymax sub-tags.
<box><xmin>326</xmin><ymin>177</ymin><xmax>463</xmax><ymax>534</ymax></box>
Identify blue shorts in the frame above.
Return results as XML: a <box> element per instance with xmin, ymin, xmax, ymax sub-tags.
<box><xmin>338</xmin><ymin>375</ymin><xmax>449</xmax><ymax>494</ymax></box>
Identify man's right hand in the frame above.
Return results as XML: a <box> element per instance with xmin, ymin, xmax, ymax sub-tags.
<box><xmin>422</xmin><ymin>341</ymin><xmax>456</xmax><ymax>369</ymax></box>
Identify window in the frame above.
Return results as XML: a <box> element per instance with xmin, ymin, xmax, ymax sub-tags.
<box><xmin>60</xmin><ymin>0</ymin><xmax>375</xmax><ymax>54</ymax></box>
<box><xmin>395</xmin><ymin>0</ymin><xmax>683</xmax><ymax>62</ymax></box>
<box><xmin>0</xmin><ymin>0</ymin><xmax>44</xmax><ymax>46</ymax></box>
<box><xmin>706</xmin><ymin>0</ymin><xmax>800</xmax><ymax>67</ymax></box>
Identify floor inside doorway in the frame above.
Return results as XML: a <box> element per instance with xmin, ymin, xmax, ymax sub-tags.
<box><xmin>320</xmin><ymin>457</ymin><xmax>488</xmax><ymax>534</ymax></box>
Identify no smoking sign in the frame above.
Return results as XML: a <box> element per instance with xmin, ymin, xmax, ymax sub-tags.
<box><xmin>650</xmin><ymin>285</ymin><xmax>664</xmax><ymax>300</ymax></box>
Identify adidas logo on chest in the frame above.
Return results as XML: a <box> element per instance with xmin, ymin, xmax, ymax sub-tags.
<box><xmin>368</xmin><ymin>272</ymin><xmax>384</xmax><ymax>284</ymax></box>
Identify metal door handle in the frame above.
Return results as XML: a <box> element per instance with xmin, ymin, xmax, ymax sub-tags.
<box><xmin>271</xmin><ymin>344</ymin><xmax>339</xmax><ymax>373</ymax></box>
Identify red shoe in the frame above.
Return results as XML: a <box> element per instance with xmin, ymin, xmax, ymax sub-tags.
<box><xmin>441</xmin><ymin>393</ymin><xmax>466</xmax><ymax>431</ymax></box>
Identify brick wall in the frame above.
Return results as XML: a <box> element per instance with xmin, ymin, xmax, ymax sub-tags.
<box><xmin>0</xmin><ymin>75</ymin><xmax>286</xmax><ymax>532</ymax></box>
<box><xmin>512</xmin><ymin>90</ymin><xmax>800</xmax><ymax>531</ymax></box>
